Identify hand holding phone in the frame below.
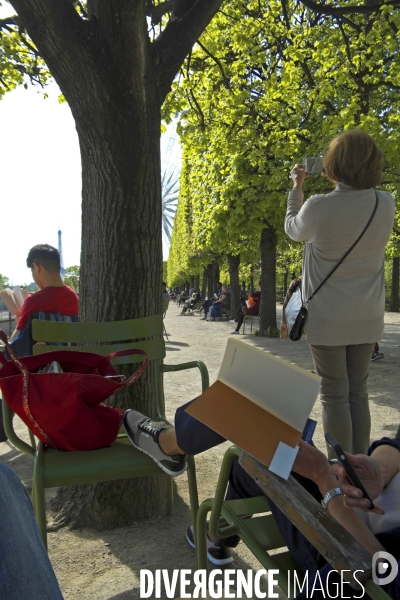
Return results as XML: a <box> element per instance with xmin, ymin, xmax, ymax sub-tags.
<box><xmin>325</xmin><ymin>433</ymin><xmax>375</xmax><ymax>510</ymax></box>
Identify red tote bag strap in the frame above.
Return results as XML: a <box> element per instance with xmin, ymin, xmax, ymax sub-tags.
<box><xmin>105</xmin><ymin>349</ymin><xmax>149</xmax><ymax>387</ymax></box>
<box><xmin>0</xmin><ymin>330</ymin><xmax>9</xmax><ymax>366</ymax></box>
<box><xmin>0</xmin><ymin>332</ymin><xmax>54</xmax><ymax>447</ymax></box>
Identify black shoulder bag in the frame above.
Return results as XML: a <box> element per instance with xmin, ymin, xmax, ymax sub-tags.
<box><xmin>286</xmin><ymin>192</ymin><xmax>379</xmax><ymax>342</ymax></box>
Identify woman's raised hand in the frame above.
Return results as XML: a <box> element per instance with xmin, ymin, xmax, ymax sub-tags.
<box><xmin>291</xmin><ymin>164</ymin><xmax>308</xmax><ymax>190</ymax></box>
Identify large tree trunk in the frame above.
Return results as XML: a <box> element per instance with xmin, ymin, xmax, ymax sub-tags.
<box><xmin>212</xmin><ymin>259</ymin><xmax>220</xmax><ymax>293</ymax></box>
<box><xmin>53</xmin><ymin>61</ymin><xmax>166</xmax><ymax>530</ymax></box>
<box><xmin>389</xmin><ymin>257</ymin><xmax>399</xmax><ymax>312</ymax></box>
<box><xmin>7</xmin><ymin>0</ymin><xmax>224</xmax><ymax>530</ymax></box>
<box><xmin>201</xmin><ymin>267</ymin><xmax>207</xmax><ymax>298</ymax></box>
<box><xmin>259</xmin><ymin>224</ymin><xmax>278</xmax><ymax>335</ymax></box>
<box><xmin>283</xmin><ymin>269</ymin><xmax>289</xmax><ymax>298</ymax></box>
<box><xmin>228</xmin><ymin>254</ymin><xmax>241</xmax><ymax>320</ymax></box>
<box><xmin>206</xmin><ymin>263</ymin><xmax>213</xmax><ymax>298</ymax></box>
<box><xmin>194</xmin><ymin>273</ymin><xmax>200</xmax><ymax>292</ymax></box>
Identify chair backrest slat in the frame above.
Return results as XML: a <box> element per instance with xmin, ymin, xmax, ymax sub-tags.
<box><xmin>32</xmin><ymin>315</ymin><xmax>163</xmax><ymax>342</ymax></box>
<box><xmin>32</xmin><ymin>316</ymin><xmax>166</xmax><ymax>362</ymax></box>
<box><xmin>33</xmin><ymin>339</ymin><xmax>165</xmax><ymax>362</ymax></box>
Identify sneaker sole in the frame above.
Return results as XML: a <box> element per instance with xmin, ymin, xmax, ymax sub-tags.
<box><xmin>186</xmin><ymin>529</ymin><xmax>234</xmax><ymax>566</ymax></box>
<box><xmin>123</xmin><ymin>415</ymin><xmax>187</xmax><ymax>477</ymax></box>
<box><xmin>207</xmin><ymin>552</ymin><xmax>234</xmax><ymax>566</ymax></box>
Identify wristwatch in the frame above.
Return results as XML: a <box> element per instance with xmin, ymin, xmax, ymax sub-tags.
<box><xmin>321</xmin><ymin>487</ymin><xmax>344</xmax><ymax>509</ymax></box>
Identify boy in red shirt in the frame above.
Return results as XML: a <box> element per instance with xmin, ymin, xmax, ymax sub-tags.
<box><xmin>10</xmin><ymin>244</ymin><xmax>79</xmax><ymax>341</ymax></box>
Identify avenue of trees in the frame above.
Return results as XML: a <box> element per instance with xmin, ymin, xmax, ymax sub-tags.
<box><xmin>167</xmin><ymin>0</ymin><xmax>400</xmax><ymax>328</ymax></box>
<box><xmin>1</xmin><ymin>0</ymin><xmax>400</xmax><ymax>528</ymax></box>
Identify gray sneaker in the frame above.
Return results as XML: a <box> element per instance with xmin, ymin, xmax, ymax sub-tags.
<box><xmin>123</xmin><ymin>410</ymin><xmax>187</xmax><ymax>476</ymax></box>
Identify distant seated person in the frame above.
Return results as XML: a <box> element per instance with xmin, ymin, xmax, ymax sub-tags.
<box><xmin>177</xmin><ymin>289</ymin><xmax>188</xmax><ymax>306</ymax></box>
<box><xmin>199</xmin><ymin>283</ymin><xmax>223</xmax><ymax>320</ymax></box>
<box><xmin>178</xmin><ymin>292</ymin><xmax>201</xmax><ymax>316</ymax></box>
<box><xmin>230</xmin><ymin>280</ymin><xmax>261</xmax><ymax>334</ymax></box>
<box><xmin>162</xmin><ymin>282</ymin><xmax>170</xmax><ymax>303</ymax></box>
<box><xmin>9</xmin><ymin>243</ymin><xmax>79</xmax><ymax>349</ymax></box>
<box><xmin>209</xmin><ymin>285</ymin><xmax>230</xmax><ymax>321</ymax></box>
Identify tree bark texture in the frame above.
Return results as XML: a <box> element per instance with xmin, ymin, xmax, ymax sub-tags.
<box><xmin>283</xmin><ymin>269</ymin><xmax>288</xmax><ymax>298</ymax></box>
<box><xmin>212</xmin><ymin>259</ymin><xmax>220</xmax><ymax>294</ymax></box>
<box><xmin>389</xmin><ymin>256</ymin><xmax>399</xmax><ymax>312</ymax></box>
<box><xmin>206</xmin><ymin>263</ymin><xmax>213</xmax><ymax>299</ymax></box>
<box><xmin>202</xmin><ymin>268</ymin><xmax>207</xmax><ymax>298</ymax></box>
<box><xmin>259</xmin><ymin>224</ymin><xmax>278</xmax><ymax>335</ymax></box>
<box><xmin>194</xmin><ymin>273</ymin><xmax>200</xmax><ymax>293</ymax></box>
<box><xmin>8</xmin><ymin>0</ymin><xmax>223</xmax><ymax>528</ymax></box>
<box><xmin>228</xmin><ymin>254</ymin><xmax>241</xmax><ymax>320</ymax></box>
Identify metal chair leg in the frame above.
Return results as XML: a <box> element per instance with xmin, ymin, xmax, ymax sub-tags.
<box><xmin>33</xmin><ymin>443</ymin><xmax>48</xmax><ymax>550</ymax></box>
<box><xmin>186</xmin><ymin>454</ymin><xmax>199</xmax><ymax>541</ymax></box>
<box><xmin>166</xmin><ymin>475</ymin><xmax>174</xmax><ymax>516</ymax></box>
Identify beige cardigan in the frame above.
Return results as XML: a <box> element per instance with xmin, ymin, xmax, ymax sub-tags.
<box><xmin>285</xmin><ymin>183</ymin><xmax>395</xmax><ymax>346</ymax></box>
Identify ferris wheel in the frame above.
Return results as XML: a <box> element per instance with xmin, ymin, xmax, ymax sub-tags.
<box><xmin>161</xmin><ymin>123</ymin><xmax>181</xmax><ymax>246</ymax></box>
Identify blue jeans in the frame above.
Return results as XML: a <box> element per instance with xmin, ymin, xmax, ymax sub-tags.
<box><xmin>0</xmin><ymin>463</ymin><xmax>63</xmax><ymax>600</ymax></box>
<box><xmin>209</xmin><ymin>302</ymin><xmax>227</xmax><ymax>318</ymax></box>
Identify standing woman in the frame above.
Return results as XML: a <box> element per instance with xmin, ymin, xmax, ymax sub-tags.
<box><xmin>285</xmin><ymin>130</ymin><xmax>395</xmax><ymax>456</ymax></box>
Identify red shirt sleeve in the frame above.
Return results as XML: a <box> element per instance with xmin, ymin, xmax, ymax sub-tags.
<box><xmin>17</xmin><ymin>286</ymin><xmax>79</xmax><ymax>330</ymax></box>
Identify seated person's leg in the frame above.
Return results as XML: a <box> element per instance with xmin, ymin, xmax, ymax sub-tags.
<box><xmin>210</xmin><ymin>305</ymin><xmax>219</xmax><ymax>319</ymax></box>
<box><xmin>0</xmin><ymin>463</ymin><xmax>63</xmax><ymax>600</ymax></box>
<box><xmin>232</xmin><ymin>311</ymin><xmax>245</xmax><ymax>333</ymax></box>
<box><xmin>124</xmin><ymin>399</ymin><xmax>227</xmax><ymax>476</ymax></box>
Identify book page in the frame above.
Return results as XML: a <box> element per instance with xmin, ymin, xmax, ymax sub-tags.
<box><xmin>217</xmin><ymin>338</ymin><xmax>320</xmax><ymax>432</ymax></box>
<box><xmin>12</xmin><ymin>286</ymin><xmax>29</xmax><ymax>311</ymax></box>
<box><xmin>0</xmin><ymin>288</ymin><xmax>19</xmax><ymax>315</ymax></box>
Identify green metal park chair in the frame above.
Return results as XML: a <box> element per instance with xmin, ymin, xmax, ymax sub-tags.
<box><xmin>242</xmin><ymin>314</ymin><xmax>260</xmax><ymax>334</ymax></box>
<box><xmin>195</xmin><ymin>446</ymin><xmax>392</xmax><ymax>599</ymax></box>
<box><xmin>163</xmin><ymin>299</ymin><xmax>170</xmax><ymax>340</ymax></box>
<box><xmin>2</xmin><ymin>315</ymin><xmax>207</xmax><ymax>549</ymax></box>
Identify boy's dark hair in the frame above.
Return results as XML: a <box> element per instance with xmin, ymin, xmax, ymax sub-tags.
<box><xmin>26</xmin><ymin>244</ymin><xmax>61</xmax><ymax>273</ymax></box>
<box><xmin>162</xmin><ymin>281</ymin><xmax>167</xmax><ymax>287</ymax></box>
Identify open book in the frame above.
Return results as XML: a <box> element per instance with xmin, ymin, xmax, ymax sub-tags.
<box><xmin>186</xmin><ymin>338</ymin><xmax>320</xmax><ymax>478</ymax></box>
<box><xmin>0</xmin><ymin>287</ymin><xmax>29</xmax><ymax>316</ymax></box>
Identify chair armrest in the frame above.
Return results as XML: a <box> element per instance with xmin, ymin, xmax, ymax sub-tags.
<box><xmin>2</xmin><ymin>400</ymin><xmax>35</xmax><ymax>457</ymax></box>
<box><xmin>162</xmin><ymin>361</ymin><xmax>209</xmax><ymax>393</ymax></box>
<box><xmin>239</xmin><ymin>452</ymin><xmax>374</xmax><ymax>588</ymax></box>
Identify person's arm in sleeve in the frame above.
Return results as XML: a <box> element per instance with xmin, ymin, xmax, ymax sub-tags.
<box><xmin>284</xmin><ymin>165</ymin><xmax>320</xmax><ymax>242</ymax></box>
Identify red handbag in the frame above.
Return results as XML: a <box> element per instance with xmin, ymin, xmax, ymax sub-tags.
<box><xmin>0</xmin><ymin>330</ymin><xmax>148</xmax><ymax>451</ymax></box>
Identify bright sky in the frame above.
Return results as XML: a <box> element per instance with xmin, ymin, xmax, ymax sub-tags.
<box><xmin>0</xmin><ymin>1</ymin><xmax>180</xmax><ymax>286</ymax></box>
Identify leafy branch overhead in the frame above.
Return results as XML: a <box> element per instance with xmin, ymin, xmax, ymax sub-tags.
<box><xmin>298</xmin><ymin>0</ymin><xmax>400</xmax><ymax>16</ymax></box>
<box><xmin>167</xmin><ymin>0</ymin><xmax>400</xmax><ymax>287</ymax></box>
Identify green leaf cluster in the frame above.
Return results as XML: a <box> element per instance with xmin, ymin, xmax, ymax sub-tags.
<box><xmin>166</xmin><ymin>0</ymin><xmax>400</xmax><ymax>287</ymax></box>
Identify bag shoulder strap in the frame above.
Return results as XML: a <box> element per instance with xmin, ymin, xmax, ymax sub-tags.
<box><xmin>306</xmin><ymin>191</ymin><xmax>379</xmax><ymax>304</ymax></box>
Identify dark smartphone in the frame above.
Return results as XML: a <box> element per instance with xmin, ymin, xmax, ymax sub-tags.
<box><xmin>325</xmin><ymin>432</ymin><xmax>374</xmax><ymax>510</ymax></box>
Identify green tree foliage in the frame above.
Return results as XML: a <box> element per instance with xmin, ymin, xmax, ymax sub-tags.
<box><xmin>167</xmin><ymin>0</ymin><xmax>400</xmax><ymax>324</ymax></box>
<box><xmin>0</xmin><ymin>3</ymin><xmax>49</xmax><ymax>98</ymax></box>
<box><xmin>63</xmin><ymin>265</ymin><xmax>80</xmax><ymax>292</ymax></box>
<box><xmin>0</xmin><ymin>273</ymin><xmax>9</xmax><ymax>290</ymax></box>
